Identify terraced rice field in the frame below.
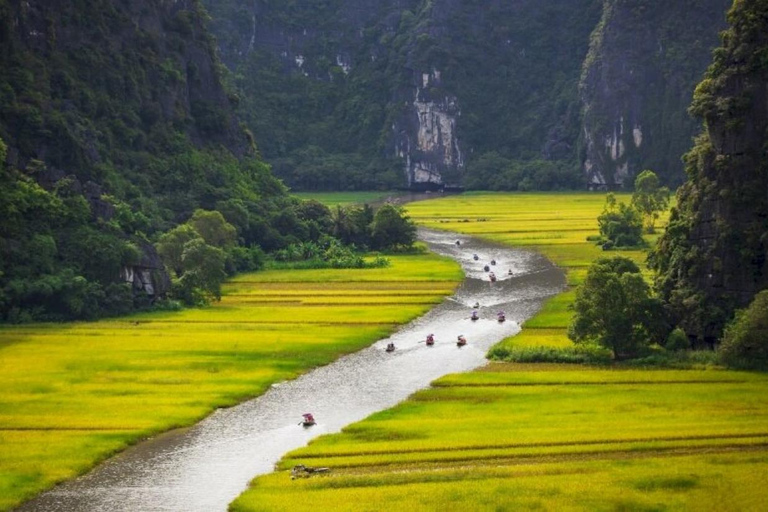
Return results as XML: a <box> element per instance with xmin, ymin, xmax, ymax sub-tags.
<box><xmin>0</xmin><ymin>252</ymin><xmax>461</xmax><ymax>511</ymax></box>
<box><xmin>232</xmin><ymin>193</ymin><xmax>768</xmax><ymax>511</ymax></box>
<box><xmin>232</xmin><ymin>365</ymin><xmax>768</xmax><ymax>511</ymax></box>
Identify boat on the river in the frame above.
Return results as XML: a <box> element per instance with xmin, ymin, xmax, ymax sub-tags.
<box><xmin>489</xmin><ymin>272</ymin><xmax>497</xmax><ymax>282</ymax></box>
<box><xmin>497</xmin><ymin>311</ymin><xmax>506</xmax><ymax>323</ymax></box>
<box><xmin>386</xmin><ymin>342</ymin><xmax>396</xmax><ymax>352</ymax></box>
<box><xmin>471</xmin><ymin>310</ymin><xmax>479</xmax><ymax>321</ymax></box>
<box><xmin>300</xmin><ymin>413</ymin><xmax>316</xmax><ymax>427</ymax></box>
<box><xmin>457</xmin><ymin>335</ymin><xmax>467</xmax><ymax>347</ymax></box>
<box><xmin>426</xmin><ymin>334</ymin><xmax>435</xmax><ymax>346</ymax></box>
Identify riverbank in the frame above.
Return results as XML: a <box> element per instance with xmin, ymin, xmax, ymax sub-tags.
<box><xmin>231</xmin><ymin>192</ymin><xmax>768</xmax><ymax>511</ymax></box>
<box><xmin>0</xmin><ymin>251</ymin><xmax>461</xmax><ymax>511</ymax></box>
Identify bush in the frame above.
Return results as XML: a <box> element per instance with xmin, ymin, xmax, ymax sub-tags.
<box><xmin>487</xmin><ymin>343</ymin><xmax>613</xmax><ymax>364</ymax></box>
<box><xmin>665</xmin><ymin>328</ymin><xmax>689</xmax><ymax>352</ymax></box>
<box><xmin>597</xmin><ymin>193</ymin><xmax>644</xmax><ymax>248</ymax></box>
<box><xmin>718</xmin><ymin>290</ymin><xmax>768</xmax><ymax>370</ymax></box>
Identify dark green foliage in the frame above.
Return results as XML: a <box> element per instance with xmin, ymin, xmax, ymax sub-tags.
<box><xmin>271</xmin><ymin>237</ymin><xmax>388</xmax><ymax>270</ymax></box>
<box><xmin>651</xmin><ymin>0</ymin><xmax>768</xmax><ymax>344</ymax></box>
<box><xmin>464</xmin><ymin>154</ymin><xmax>582</xmax><ymax>191</ymax></box>
<box><xmin>569</xmin><ymin>257</ymin><xmax>666</xmax><ymax>359</ymax></box>
<box><xmin>0</xmin><ymin>158</ymin><xmax>138</xmax><ymax>321</ymax></box>
<box><xmin>0</xmin><ymin>2</ymin><xmax>342</xmax><ymax>321</ymax></box>
<box><xmin>719</xmin><ymin>290</ymin><xmax>768</xmax><ymax>370</ymax></box>
<box><xmin>597</xmin><ymin>194</ymin><xmax>644</xmax><ymax>248</ymax></box>
<box><xmin>371</xmin><ymin>204</ymin><xmax>417</xmax><ymax>251</ymax></box>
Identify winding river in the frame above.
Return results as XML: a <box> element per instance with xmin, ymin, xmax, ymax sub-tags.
<box><xmin>20</xmin><ymin>229</ymin><xmax>565</xmax><ymax>512</ymax></box>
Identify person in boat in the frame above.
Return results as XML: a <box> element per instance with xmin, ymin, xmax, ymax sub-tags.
<box><xmin>471</xmin><ymin>310</ymin><xmax>479</xmax><ymax>321</ymax></box>
<box><xmin>484</xmin><ymin>265</ymin><xmax>490</xmax><ymax>272</ymax></box>
<box><xmin>473</xmin><ymin>301</ymin><xmax>480</xmax><ymax>309</ymax></box>
<box><xmin>426</xmin><ymin>333</ymin><xmax>435</xmax><ymax>345</ymax></box>
<box><xmin>497</xmin><ymin>311</ymin><xmax>506</xmax><ymax>322</ymax></box>
<box><xmin>489</xmin><ymin>272</ymin><xmax>497</xmax><ymax>282</ymax></box>
<box><xmin>455</xmin><ymin>240</ymin><xmax>461</xmax><ymax>246</ymax></box>
<box><xmin>386</xmin><ymin>342</ymin><xmax>396</xmax><ymax>352</ymax></box>
<box><xmin>473</xmin><ymin>254</ymin><xmax>479</xmax><ymax>261</ymax></box>
<box><xmin>302</xmin><ymin>413</ymin><xmax>315</xmax><ymax>425</ymax></box>
<box><xmin>508</xmin><ymin>269</ymin><xmax>513</xmax><ymax>276</ymax></box>
<box><xmin>457</xmin><ymin>334</ymin><xmax>467</xmax><ymax>345</ymax></box>
<box><xmin>490</xmin><ymin>259</ymin><xmax>496</xmax><ymax>265</ymax></box>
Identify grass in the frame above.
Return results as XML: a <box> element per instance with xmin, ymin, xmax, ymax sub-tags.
<box><xmin>0</xmin><ymin>251</ymin><xmax>461</xmax><ymax>511</ymax></box>
<box><xmin>232</xmin><ymin>193</ymin><xmax>768</xmax><ymax>511</ymax></box>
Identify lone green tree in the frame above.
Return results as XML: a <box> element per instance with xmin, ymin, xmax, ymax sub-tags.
<box><xmin>371</xmin><ymin>204</ymin><xmax>416</xmax><ymax>251</ymax></box>
<box><xmin>568</xmin><ymin>257</ymin><xmax>665</xmax><ymax>360</ymax></box>
<box><xmin>631</xmin><ymin>170</ymin><xmax>670</xmax><ymax>233</ymax></box>
<box><xmin>597</xmin><ymin>193</ymin><xmax>644</xmax><ymax>248</ymax></box>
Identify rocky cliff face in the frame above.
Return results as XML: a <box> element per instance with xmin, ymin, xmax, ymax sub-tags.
<box><xmin>580</xmin><ymin>0</ymin><xmax>730</xmax><ymax>188</ymax></box>
<box><xmin>200</xmin><ymin>1</ymin><xmax>732</xmax><ymax>190</ymax></box>
<box><xmin>203</xmin><ymin>0</ymin><xmax>603</xmax><ymax>190</ymax></box>
<box><xmin>0</xmin><ymin>0</ymin><xmax>248</xmax><ymax>176</ymax></box>
<box><xmin>651</xmin><ymin>0</ymin><xmax>768</xmax><ymax>344</ymax></box>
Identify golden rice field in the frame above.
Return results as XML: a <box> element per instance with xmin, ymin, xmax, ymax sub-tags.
<box><xmin>232</xmin><ymin>193</ymin><xmax>768</xmax><ymax>511</ymax></box>
<box><xmin>0</xmin><ymin>251</ymin><xmax>461</xmax><ymax>511</ymax></box>
<box><xmin>231</xmin><ymin>365</ymin><xmax>768</xmax><ymax>512</ymax></box>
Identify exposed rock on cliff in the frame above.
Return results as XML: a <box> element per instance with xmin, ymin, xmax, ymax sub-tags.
<box><xmin>651</xmin><ymin>0</ymin><xmax>768</xmax><ymax>344</ymax></box>
<box><xmin>580</xmin><ymin>0</ymin><xmax>730</xmax><ymax>188</ymax></box>
<box><xmin>203</xmin><ymin>0</ymin><xmax>603</xmax><ymax>190</ymax></box>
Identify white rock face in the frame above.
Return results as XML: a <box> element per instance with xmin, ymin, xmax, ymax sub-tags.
<box><xmin>413</xmin><ymin>98</ymin><xmax>462</xmax><ymax>166</ymax></box>
<box><xmin>633</xmin><ymin>125</ymin><xmax>643</xmax><ymax>147</ymax></box>
<box><xmin>396</xmin><ymin>69</ymin><xmax>463</xmax><ymax>186</ymax></box>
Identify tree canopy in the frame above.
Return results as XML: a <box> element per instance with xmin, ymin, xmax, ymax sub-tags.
<box><xmin>568</xmin><ymin>257</ymin><xmax>665</xmax><ymax>359</ymax></box>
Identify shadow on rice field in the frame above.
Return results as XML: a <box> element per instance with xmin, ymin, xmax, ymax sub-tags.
<box><xmin>0</xmin><ymin>251</ymin><xmax>461</xmax><ymax>511</ymax></box>
<box><xmin>232</xmin><ymin>193</ymin><xmax>768</xmax><ymax>511</ymax></box>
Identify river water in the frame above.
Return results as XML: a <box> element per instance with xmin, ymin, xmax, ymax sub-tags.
<box><xmin>20</xmin><ymin>229</ymin><xmax>565</xmax><ymax>512</ymax></box>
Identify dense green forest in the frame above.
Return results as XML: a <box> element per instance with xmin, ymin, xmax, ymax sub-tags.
<box><xmin>0</xmin><ymin>0</ymin><xmax>415</xmax><ymax>322</ymax></box>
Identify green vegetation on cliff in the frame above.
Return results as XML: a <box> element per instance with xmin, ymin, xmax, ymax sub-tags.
<box><xmin>651</xmin><ymin>0</ymin><xmax>768</xmax><ymax>345</ymax></box>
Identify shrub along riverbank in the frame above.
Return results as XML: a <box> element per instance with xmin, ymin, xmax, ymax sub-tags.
<box><xmin>0</xmin><ymin>250</ymin><xmax>461</xmax><ymax>511</ymax></box>
<box><xmin>231</xmin><ymin>193</ymin><xmax>768</xmax><ymax>511</ymax></box>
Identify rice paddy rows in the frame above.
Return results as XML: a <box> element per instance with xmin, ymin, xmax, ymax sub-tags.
<box><xmin>232</xmin><ymin>193</ymin><xmax>766</xmax><ymax>511</ymax></box>
<box><xmin>0</xmin><ymin>251</ymin><xmax>461</xmax><ymax>511</ymax></box>
<box><xmin>232</xmin><ymin>366</ymin><xmax>768</xmax><ymax>511</ymax></box>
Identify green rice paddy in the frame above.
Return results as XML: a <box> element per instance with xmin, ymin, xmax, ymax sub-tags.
<box><xmin>0</xmin><ymin>251</ymin><xmax>461</xmax><ymax>511</ymax></box>
<box><xmin>232</xmin><ymin>193</ymin><xmax>768</xmax><ymax>511</ymax></box>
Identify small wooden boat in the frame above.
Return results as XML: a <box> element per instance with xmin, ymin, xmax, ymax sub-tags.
<box><xmin>385</xmin><ymin>343</ymin><xmax>396</xmax><ymax>352</ymax></box>
<box><xmin>426</xmin><ymin>334</ymin><xmax>435</xmax><ymax>346</ymax></box>
<box><xmin>457</xmin><ymin>336</ymin><xmax>467</xmax><ymax>347</ymax></box>
<box><xmin>489</xmin><ymin>272</ymin><xmax>497</xmax><ymax>282</ymax></box>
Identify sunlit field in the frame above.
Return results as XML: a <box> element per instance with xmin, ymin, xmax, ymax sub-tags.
<box><xmin>232</xmin><ymin>365</ymin><xmax>768</xmax><ymax>512</ymax></box>
<box><xmin>232</xmin><ymin>193</ymin><xmax>768</xmax><ymax>511</ymax></box>
<box><xmin>0</xmin><ymin>252</ymin><xmax>461</xmax><ymax>511</ymax></box>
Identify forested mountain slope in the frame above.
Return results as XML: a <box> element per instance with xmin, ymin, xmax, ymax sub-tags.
<box><xmin>0</xmin><ymin>0</ymin><xmax>303</xmax><ymax>321</ymax></box>
<box><xmin>204</xmin><ymin>0</ymin><xmax>729</xmax><ymax>190</ymax></box>
<box><xmin>651</xmin><ymin>0</ymin><xmax>768</xmax><ymax>345</ymax></box>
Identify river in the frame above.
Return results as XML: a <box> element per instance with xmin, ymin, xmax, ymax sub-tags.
<box><xmin>19</xmin><ymin>229</ymin><xmax>565</xmax><ymax>512</ymax></box>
